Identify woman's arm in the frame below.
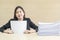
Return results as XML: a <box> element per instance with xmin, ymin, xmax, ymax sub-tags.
<box><xmin>28</xmin><ymin>18</ymin><xmax>38</xmax><ymax>32</ymax></box>
<box><xmin>0</xmin><ymin>20</ymin><xmax>11</xmax><ymax>32</ymax></box>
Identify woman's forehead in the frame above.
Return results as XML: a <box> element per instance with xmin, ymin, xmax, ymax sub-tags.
<box><xmin>16</xmin><ymin>8</ymin><xmax>22</xmax><ymax>11</ymax></box>
<box><xmin>17</xmin><ymin>8</ymin><xmax>22</xmax><ymax>11</ymax></box>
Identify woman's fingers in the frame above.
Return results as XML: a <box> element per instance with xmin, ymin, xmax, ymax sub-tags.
<box><xmin>3</xmin><ymin>29</ymin><xmax>14</xmax><ymax>34</ymax></box>
<box><xmin>4</xmin><ymin>30</ymin><xmax>14</xmax><ymax>34</ymax></box>
<box><xmin>24</xmin><ymin>30</ymin><xmax>31</xmax><ymax>34</ymax></box>
<box><xmin>30</xmin><ymin>29</ymin><xmax>36</xmax><ymax>33</ymax></box>
<box><xmin>24</xmin><ymin>30</ymin><xmax>36</xmax><ymax>34</ymax></box>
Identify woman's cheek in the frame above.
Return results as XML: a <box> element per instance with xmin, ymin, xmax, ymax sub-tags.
<box><xmin>16</xmin><ymin>14</ymin><xmax>18</xmax><ymax>18</ymax></box>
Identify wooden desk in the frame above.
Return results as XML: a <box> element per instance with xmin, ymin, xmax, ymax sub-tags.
<box><xmin>0</xmin><ymin>32</ymin><xmax>60</xmax><ymax>40</ymax></box>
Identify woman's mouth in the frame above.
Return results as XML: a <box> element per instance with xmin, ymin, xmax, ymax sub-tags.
<box><xmin>18</xmin><ymin>15</ymin><xmax>20</xmax><ymax>17</ymax></box>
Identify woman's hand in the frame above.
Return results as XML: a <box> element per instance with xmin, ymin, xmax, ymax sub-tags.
<box><xmin>24</xmin><ymin>29</ymin><xmax>36</xmax><ymax>34</ymax></box>
<box><xmin>3</xmin><ymin>28</ymin><xmax>36</xmax><ymax>34</ymax></box>
<box><xmin>3</xmin><ymin>28</ymin><xmax>13</xmax><ymax>34</ymax></box>
<box><xmin>24</xmin><ymin>30</ymin><xmax>31</xmax><ymax>34</ymax></box>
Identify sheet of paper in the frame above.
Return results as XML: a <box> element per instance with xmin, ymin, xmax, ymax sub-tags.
<box><xmin>10</xmin><ymin>21</ymin><xmax>27</xmax><ymax>34</ymax></box>
<box><xmin>38</xmin><ymin>22</ymin><xmax>60</xmax><ymax>36</ymax></box>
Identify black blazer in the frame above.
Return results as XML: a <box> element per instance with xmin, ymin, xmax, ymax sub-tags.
<box><xmin>0</xmin><ymin>18</ymin><xmax>38</xmax><ymax>32</ymax></box>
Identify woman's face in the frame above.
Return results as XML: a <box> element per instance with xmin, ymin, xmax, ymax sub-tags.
<box><xmin>16</xmin><ymin>8</ymin><xmax>24</xmax><ymax>20</ymax></box>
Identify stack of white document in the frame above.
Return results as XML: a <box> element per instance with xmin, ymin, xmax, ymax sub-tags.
<box><xmin>38</xmin><ymin>22</ymin><xmax>60</xmax><ymax>36</ymax></box>
<box><xmin>10</xmin><ymin>21</ymin><xmax>27</xmax><ymax>34</ymax></box>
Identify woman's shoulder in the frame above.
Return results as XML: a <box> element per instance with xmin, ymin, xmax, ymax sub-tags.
<box><xmin>24</xmin><ymin>18</ymin><xmax>31</xmax><ymax>20</ymax></box>
<box><xmin>9</xmin><ymin>18</ymin><xmax>31</xmax><ymax>21</ymax></box>
<box><xmin>9</xmin><ymin>18</ymin><xmax>17</xmax><ymax>21</ymax></box>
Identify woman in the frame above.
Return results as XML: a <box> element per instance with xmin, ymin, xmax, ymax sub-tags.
<box><xmin>0</xmin><ymin>6</ymin><xmax>38</xmax><ymax>34</ymax></box>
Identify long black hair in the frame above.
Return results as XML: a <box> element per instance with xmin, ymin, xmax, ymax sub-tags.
<box><xmin>14</xmin><ymin>6</ymin><xmax>25</xmax><ymax>20</ymax></box>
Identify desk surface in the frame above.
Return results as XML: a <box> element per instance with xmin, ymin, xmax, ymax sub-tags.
<box><xmin>0</xmin><ymin>32</ymin><xmax>60</xmax><ymax>40</ymax></box>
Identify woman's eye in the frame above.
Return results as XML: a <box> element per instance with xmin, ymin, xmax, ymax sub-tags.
<box><xmin>16</xmin><ymin>12</ymin><xmax>19</xmax><ymax>13</ymax></box>
<box><xmin>20</xmin><ymin>11</ymin><xmax>21</xmax><ymax>13</ymax></box>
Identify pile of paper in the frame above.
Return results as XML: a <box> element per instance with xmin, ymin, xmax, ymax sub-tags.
<box><xmin>38</xmin><ymin>22</ymin><xmax>60</xmax><ymax>36</ymax></box>
<box><xmin>10</xmin><ymin>21</ymin><xmax>27</xmax><ymax>34</ymax></box>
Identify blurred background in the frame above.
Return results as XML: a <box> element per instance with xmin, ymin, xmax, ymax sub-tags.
<box><xmin>0</xmin><ymin>0</ymin><xmax>60</xmax><ymax>27</ymax></box>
